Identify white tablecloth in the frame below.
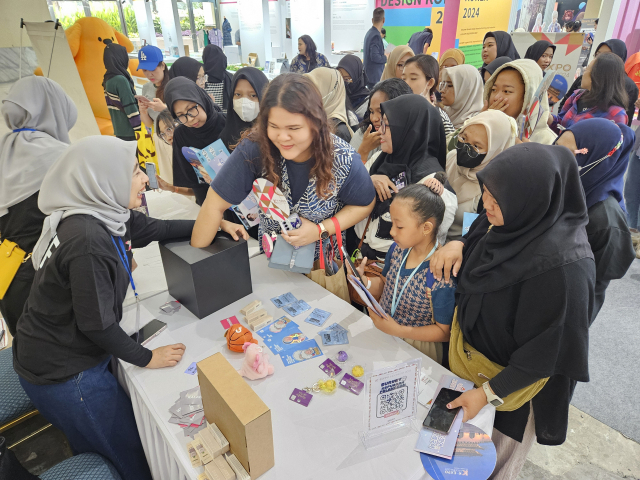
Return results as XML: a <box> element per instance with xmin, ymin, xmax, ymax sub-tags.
<box><xmin>117</xmin><ymin>255</ymin><xmax>495</xmax><ymax>480</ymax></box>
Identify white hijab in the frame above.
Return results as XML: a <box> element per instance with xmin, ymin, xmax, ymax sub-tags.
<box><xmin>441</xmin><ymin>65</ymin><xmax>484</xmax><ymax>129</ymax></box>
<box><xmin>32</xmin><ymin>136</ymin><xmax>136</xmax><ymax>269</ymax></box>
<box><xmin>0</xmin><ymin>76</ymin><xmax>77</xmax><ymax>217</ymax></box>
<box><xmin>306</xmin><ymin>67</ymin><xmax>354</xmax><ymax>136</ymax></box>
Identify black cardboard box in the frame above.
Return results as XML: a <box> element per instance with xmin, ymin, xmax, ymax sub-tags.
<box><xmin>159</xmin><ymin>233</ymin><xmax>252</xmax><ymax>319</ymax></box>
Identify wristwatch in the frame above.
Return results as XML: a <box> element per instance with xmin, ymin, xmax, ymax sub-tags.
<box><xmin>317</xmin><ymin>222</ymin><xmax>330</xmax><ymax>240</ymax></box>
<box><xmin>482</xmin><ymin>381</ymin><xmax>504</xmax><ymax>407</ymax></box>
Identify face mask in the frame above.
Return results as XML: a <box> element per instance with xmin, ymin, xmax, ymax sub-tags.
<box><xmin>456</xmin><ymin>142</ymin><xmax>487</xmax><ymax>169</ymax></box>
<box><xmin>233</xmin><ymin>97</ymin><xmax>259</xmax><ymax>122</ymax></box>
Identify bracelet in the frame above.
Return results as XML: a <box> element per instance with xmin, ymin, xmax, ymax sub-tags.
<box><xmin>173</xmin><ymin>186</ymin><xmax>178</xmax><ymax>194</ymax></box>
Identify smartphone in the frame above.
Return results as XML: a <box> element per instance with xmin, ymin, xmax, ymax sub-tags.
<box><xmin>130</xmin><ymin>319</ymin><xmax>167</xmax><ymax>346</ymax></box>
<box><xmin>342</xmin><ymin>246</ymin><xmax>364</xmax><ymax>284</ymax></box>
<box><xmin>145</xmin><ymin>162</ymin><xmax>159</xmax><ymax>189</ymax></box>
<box><xmin>135</xmin><ymin>95</ymin><xmax>151</xmax><ymax>104</ymax></box>
<box><xmin>422</xmin><ymin>387</ymin><xmax>463</xmax><ymax>433</ymax></box>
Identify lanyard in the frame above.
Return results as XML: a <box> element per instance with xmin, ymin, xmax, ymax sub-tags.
<box><xmin>111</xmin><ymin>236</ymin><xmax>141</xmax><ymax>343</ymax></box>
<box><xmin>390</xmin><ymin>241</ymin><xmax>438</xmax><ymax>317</ymax></box>
<box><xmin>13</xmin><ymin>128</ymin><xmax>38</xmax><ymax>133</ymax></box>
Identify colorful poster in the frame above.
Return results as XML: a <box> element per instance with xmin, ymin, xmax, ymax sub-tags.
<box><xmin>456</xmin><ymin>0</ymin><xmax>512</xmax><ymax>67</ymax></box>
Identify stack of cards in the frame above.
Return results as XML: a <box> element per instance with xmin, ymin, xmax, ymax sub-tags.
<box><xmin>255</xmin><ymin>316</ymin><xmax>324</xmax><ymax>366</ymax></box>
<box><xmin>270</xmin><ymin>292</ymin><xmax>297</xmax><ymax>308</ymax></box>
<box><xmin>304</xmin><ymin>308</ymin><xmax>332</xmax><ymax>327</ymax></box>
<box><xmin>168</xmin><ymin>386</ymin><xmax>206</xmax><ymax>437</ymax></box>
<box><xmin>283</xmin><ymin>300</ymin><xmax>311</xmax><ymax>317</ymax></box>
<box><xmin>318</xmin><ymin>323</ymin><xmax>349</xmax><ymax>346</ymax></box>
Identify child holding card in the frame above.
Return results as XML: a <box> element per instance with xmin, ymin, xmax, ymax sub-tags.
<box><xmin>356</xmin><ymin>184</ymin><xmax>455</xmax><ymax>364</ymax></box>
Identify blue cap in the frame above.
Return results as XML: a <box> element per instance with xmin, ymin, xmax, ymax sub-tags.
<box><xmin>137</xmin><ymin>46</ymin><xmax>164</xmax><ymax>70</ymax></box>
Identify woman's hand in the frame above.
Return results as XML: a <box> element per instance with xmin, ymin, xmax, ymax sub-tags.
<box><xmin>356</xmin><ymin>256</ymin><xmax>368</xmax><ymax>279</ymax></box>
<box><xmin>147</xmin><ymin>343</ymin><xmax>186</xmax><ymax>368</ymax></box>
<box><xmin>281</xmin><ymin>217</ymin><xmax>319</xmax><ymax>247</ymax></box>
<box><xmin>359</xmin><ymin>124</ymin><xmax>382</xmax><ymax>159</ymax></box>
<box><xmin>446</xmin><ymin>387</ymin><xmax>488</xmax><ymax>422</ymax></box>
<box><xmin>369</xmin><ymin>308</ymin><xmax>402</xmax><ymax>336</ymax></box>
<box><xmin>429</xmin><ymin>240</ymin><xmax>464</xmax><ymax>283</ymax></box>
<box><xmin>148</xmin><ymin>98</ymin><xmax>167</xmax><ymax>112</ymax></box>
<box><xmin>486</xmin><ymin>97</ymin><xmax>509</xmax><ymax>112</ymax></box>
<box><xmin>197</xmin><ymin>166</ymin><xmax>212</xmax><ymax>184</ymax></box>
<box><xmin>423</xmin><ymin>177</ymin><xmax>443</xmax><ymax>196</ymax></box>
<box><xmin>220</xmin><ymin>219</ymin><xmax>249</xmax><ymax>241</ymax></box>
<box><xmin>371</xmin><ymin>175</ymin><xmax>398</xmax><ymax>201</ymax></box>
<box><xmin>156</xmin><ymin>175</ymin><xmax>174</xmax><ymax>192</ymax></box>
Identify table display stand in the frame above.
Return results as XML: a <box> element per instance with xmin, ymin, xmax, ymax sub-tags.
<box><xmin>359</xmin><ymin>359</ymin><xmax>422</xmax><ymax>450</ymax></box>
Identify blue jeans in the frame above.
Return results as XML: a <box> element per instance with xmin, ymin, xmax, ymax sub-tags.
<box><xmin>19</xmin><ymin>358</ymin><xmax>152</xmax><ymax>480</ymax></box>
<box><xmin>624</xmin><ymin>150</ymin><xmax>640</xmax><ymax>230</ymax></box>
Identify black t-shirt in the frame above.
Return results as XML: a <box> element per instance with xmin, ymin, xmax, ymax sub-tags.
<box><xmin>211</xmin><ymin>138</ymin><xmax>375</xmax><ymax>208</ymax></box>
<box><xmin>13</xmin><ymin>211</ymin><xmax>194</xmax><ymax>385</ymax></box>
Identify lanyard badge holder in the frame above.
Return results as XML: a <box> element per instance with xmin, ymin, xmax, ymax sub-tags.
<box><xmin>111</xmin><ymin>236</ymin><xmax>141</xmax><ymax>343</ymax></box>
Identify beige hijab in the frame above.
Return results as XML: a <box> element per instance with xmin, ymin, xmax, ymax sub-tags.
<box><xmin>305</xmin><ymin>67</ymin><xmax>353</xmax><ymax>136</ymax></box>
<box><xmin>381</xmin><ymin>45</ymin><xmax>414</xmax><ymax>81</ymax></box>
<box><xmin>441</xmin><ymin>65</ymin><xmax>484</xmax><ymax>129</ymax></box>
<box><xmin>446</xmin><ymin>110</ymin><xmax>517</xmax><ymax>238</ymax></box>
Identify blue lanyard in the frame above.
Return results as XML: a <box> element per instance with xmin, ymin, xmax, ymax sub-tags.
<box><xmin>111</xmin><ymin>236</ymin><xmax>137</xmax><ymax>297</ymax></box>
<box><xmin>390</xmin><ymin>241</ymin><xmax>438</xmax><ymax>317</ymax></box>
<box><xmin>13</xmin><ymin>128</ymin><xmax>38</xmax><ymax>133</ymax></box>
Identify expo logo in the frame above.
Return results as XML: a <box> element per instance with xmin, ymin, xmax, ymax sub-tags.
<box><xmin>548</xmin><ymin>63</ymin><xmax>573</xmax><ymax>72</ymax></box>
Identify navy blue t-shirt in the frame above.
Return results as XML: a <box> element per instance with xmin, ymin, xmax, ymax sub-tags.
<box><xmin>211</xmin><ymin>138</ymin><xmax>375</xmax><ymax>207</ymax></box>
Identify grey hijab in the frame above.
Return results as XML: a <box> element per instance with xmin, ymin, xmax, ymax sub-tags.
<box><xmin>0</xmin><ymin>76</ymin><xmax>77</xmax><ymax>217</ymax></box>
<box><xmin>32</xmin><ymin>136</ymin><xmax>136</xmax><ymax>270</ymax></box>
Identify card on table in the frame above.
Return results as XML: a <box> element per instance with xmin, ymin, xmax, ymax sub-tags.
<box><xmin>219</xmin><ymin>315</ymin><xmax>240</xmax><ymax>330</ymax></box>
<box><xmin>283</xmin><ymin>300</ymin><xmax>311</xmax><ymax>317</ymax></box>
<box><xmin>289</xmin><ymin>388</ymin><xmax>313</xmax><ymax>407</ymax></box>
<box><xmin>339</xmin><ymin>373</ymin><xmax>364</xmax><ymax>395</ymax></box>
<box><xmin>255</xmin><ymin>315</ymin><xmax>295</xmax><ymax>339</ymax></box>
<box><xmin>270</xmin><ymin>292</ymin><xmax>297</xmax><ymax>308</ymax></box>
<box><xmin>304</xmin><ymin>308</ymin><xmax>332</xmax><ymax>327</ymax></box>
<box><xmin>318</xmin><ymin>323</ymin><xmax>349</xmax><ymax>345</ymax></box>
<box><xmin>319</xmin><ymin>358</ymin><xmax>342</xmax><ymax>377</ymax></box>
<box><xmin>281</xmin><ymin>339</ymin><xmax>323</xmax><ymax>366</ymax></box>
<box><xmin>184</xmin><ymin>362</ymin><xmax>198</xmax><ymax>375</ymax></box>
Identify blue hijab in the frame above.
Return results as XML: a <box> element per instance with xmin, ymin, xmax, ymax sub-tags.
<box><xmin>564</xmin><ymin>119</ymin><xmax>635</xmax><ymax>211</ymax></box>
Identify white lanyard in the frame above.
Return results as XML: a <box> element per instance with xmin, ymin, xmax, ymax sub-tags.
<box><xmin>390</xmin><ymin>241</ymin><xmax>438</xmax><ymax>317</ymax></box>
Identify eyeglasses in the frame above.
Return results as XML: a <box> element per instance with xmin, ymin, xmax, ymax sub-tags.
<box><xmin>439</xmin><ymin>81</ymin><xmax>454</xmax><ymax>92</ymax></box>
<box><xmin>380</xmin><ymin>121</ymin><xmax>389</xmax><ymax>135</ymax></box>
<box><xmin>196</xmin><ymin>73</ymin><xmax>208</xmax><ymax>87</ymax></box>
<box><xmin>176</xmin><ymin>105</ymin><xmax>200</xmax><ymax>125</ymax></box>
<box><xmin>158</xmin><ymin>122</ymin><xmax>179</xmax><ymax>144</ymax></box>
<box><xmin>453</xmin><ymin>134</ymin><xmax>484</xmax><ymax>157</ymax></box>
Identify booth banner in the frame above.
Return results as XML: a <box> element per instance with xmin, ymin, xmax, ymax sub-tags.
<box><xmin>456</xmin><ymin>0</ymin><xmax>512</xmax><ymax>67</ymax></box>
<box><xmin>512</xmin><ymin>32</ymin><xmax>584</xmax><ymax>111</ymax></box>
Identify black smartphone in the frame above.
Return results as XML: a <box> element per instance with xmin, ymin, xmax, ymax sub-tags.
<box><xmin>342</xmin><ymin>246</ymin><xmax>364</xmax><ymax>284</ymax></box>
<box><xmin>145</xmin><ymin>163</ymin><xmax>159</xmax><ymax>189</ymax></box>
<box><xmin>130</xmin><ymin>319</ymin><xmax>167</xmax><ymax>346</ymax></box>
<box><xmin>422</xmin><ymin>387</ymin><xmax>463</xmax><ymax>433</ymax></box>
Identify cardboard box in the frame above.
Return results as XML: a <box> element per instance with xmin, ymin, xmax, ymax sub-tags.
<box><xmin>198</xmin><ymin>353</ymin><xmax>274</xmax><ymax>479</ymax></box>
<box><xmin>159</xmin><ymin>232</ymin><xmax>252</xmax><ymax>319</ymax></box>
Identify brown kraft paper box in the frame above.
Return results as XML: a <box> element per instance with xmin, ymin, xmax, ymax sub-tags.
<box><xmin>197</xmin><ymin>353</ymin><xmax>274</xmax><ymax>479</ymax></box>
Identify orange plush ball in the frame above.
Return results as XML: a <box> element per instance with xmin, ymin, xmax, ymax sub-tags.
<box><xmin>226</xmin><ymin>325</ymin><xmax>258</xmax><ymax>353</ymax></box>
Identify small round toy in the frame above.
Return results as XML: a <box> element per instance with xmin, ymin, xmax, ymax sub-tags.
<box><xmin>352</xmin><ymin>365</ymin><xmax>364</xmax><ymax>377</ymax></box>
<box><xmin>336</xmin><ymin>351</ymin><xmax>349</xmax><ymax>363</ymax></box>
<box><xmin>317</xmin><ymin>378</ymin><xmax>337</xmax><ymax>394</ymax></box>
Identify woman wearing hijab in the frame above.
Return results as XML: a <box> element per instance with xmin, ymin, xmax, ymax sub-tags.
<box><xmin>484</xmin><ymin>59</ymin><xmax>557</xmax><ymax>144</ymax></box>
<box><xmin>432</xmin><ymin>143</ymin><xmax>595</xmax><ymax>480</ymax></box>
<box><xmin>440</xmin><ymin>64</ymin><xmax>484</xmax><ymax>130</ymax></box>
<box><xmin>479</xmin><ymin>56</ymin><xmax>511</xmax><ymax>84</ymax></box>
<box><xmin>337</xmin><ymin>55</ymin><xmax>370</xmax><ymax>120</ymax></box>
<box><xmin>408</xmin><ymin>28</ymin><xmax>433</xmax><ymax>55</ymax></box>
<box><xmin>555</xmin><ymin>119</ymin><xmax>636</xmax><ymax>323</ymax></box>
<box><xmin>380</xmin><ymin>45</ymin><xmax>414</xmax><ymax>81</ymax></box>
<box><xmin>356</xmin><ymin>95</ymin><xmax>446</xmax><ymax>260</ymax></box>
<box><xmin>481</xmin><ymin>31</ymin><xmax>520</xmax><ymax>68</ymax></box>
<box><xmin>103</xmin><ymin>42</ymin><xmax>141</xmax><ymax>140</ymax></box>
<box><xmin>524</xmin><ymin>40</ymin><xmax>556</xmax><ymax>70</ymax></box>
<box><xmin>168</xmin><ymin>56</ymin><xmax>207</xmax><ymax>89</ymax></box>
<box><xmin>164</xmin><ymin>76</ymin><xmax>228</xmax><ymax>207</ymax></box>
<box><xmin>0</xmin><ymin>77</ymin><xmax>76</xmax><ymax>337</ymax></box>
<box><xmin>445</xmin><ymin>110</ymin><xmax>517</xmax><ymax>240</ymax></box>
<box><xmin>551</xmin><ymin>53</ymin><xmax>629</xmax><ymax>131</ymax></box>
<box><xmin>439</xmin><ymin>48</ymin><xmax>465</xmax><ymax>70</ymax></box>
<box><xmin>560</xmin><ymin>39</ymin><xmax>638</xmax><ymax>125</ymax></box>
<box><xmin>306</xmin><ymin>67</ymin><xmax>354</xmax><ymax>142</ymax></box>
<box><xmin>220</xmin><ymin>67</ymin><xmax>269</xmax><ymax>150</ymax></box>
<box><xmin>13</xmin><ymin>137</ymin><xmax>198</xmax><ymax>480</ymax></box>
<box><xmin>202</xmin><ymin>45</ymin><xmax>234</xmax><ymax>113</ymax></box>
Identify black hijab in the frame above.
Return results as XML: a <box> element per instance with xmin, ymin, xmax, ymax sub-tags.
<box><xmin>164</xmin><ymin>77</ymin><xmax>226</xmax><ymax>197</ymax></box>
<box><xmin>525</xmin><ymin>40</ymin><xmax>556</xmax><ymax>62</ymax></box>
<box><xmin>168</xmin><ymin>57</ymin><xmax>203</xmax><ymax>82</ymax></box>
<box><xmin>337</xmin><ymin>55</ymin><xmax>370</xmax><ymax>109</ymax></box>
<box><xmin>103</xmin><ymin>43</ymin><xmax>135</xmax><ymax>94</ymax></box>
<box><xmin>370</xmin><ymin>94</ymin><xmax>445</xmax><ymax>183</ymax></box>
<box><xmin>596</xmin><ymin>39</ymin><xmax>627</xmax><ymax>62</ymax></box>
<box><xmin>482</xmin><ymin>31</ymin><xmax>520</xmax><ymax>68</ymax></box>
<box><xmin>480</xmin><ymin>56</ymin><xmax>511</xmax><ymax>82</ymax></box>
<box><xmin>202</xmin><ymin>45</ymin><xmax>234</xmax><ymax>111</ymax></box>
<box><xmin>220</xmin><ymin>67</ymin><xmax>269</xmax><ymax>150</ymax></box>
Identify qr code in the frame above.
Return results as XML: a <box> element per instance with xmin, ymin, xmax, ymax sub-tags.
<box><xmin>376</xmin><ymin>386</ymin><xmax>408</xmax><ymax>417</ymax></box>
<box><xmin>428</xmin><ymin>432</ymin><xmax>447</xmax><ymax>450</ymax></box>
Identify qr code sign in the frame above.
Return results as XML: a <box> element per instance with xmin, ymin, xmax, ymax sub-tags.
<box><xmin>428</xmin><ymin>432</ymin><xmax>447</xmax><ymax>451</ymax></box>
<box><xmin>376</xmin><ymin>386</ymin><xmax>408</xmax><ymax>417</ymax></box>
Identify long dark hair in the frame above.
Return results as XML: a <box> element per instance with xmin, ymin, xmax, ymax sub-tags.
<box><xmin>357</xmin><ymin>78</ymin><xmax>412</xmax><ymax>132</ymax></box>
<box><xmin>404</xmin><ymin>54</ymin><xmax>439</xmax><ymax>97</ymax></box>
<box><xmin>299</xmin><ymin>35</ymin><xmax>318</xmax><ymax>68</ymax></box>
<box><xmin>243</xmin><ymin>74</ymin><xmax>335</xmax><ymax>199</ymax></box>
<box><xmin>581</xmin><ymin>52</ymin><xmax>629</xmax><ymax>112</ymax></box>
<box><xmin>154</xmin><ymin>61</ymin><xmax>170</xmax><ymax>102</ymax></box>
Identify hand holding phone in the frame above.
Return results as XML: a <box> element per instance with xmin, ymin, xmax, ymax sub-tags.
<box><xmin>135</xmin><ymin>95</ymin><xmax>151</xmax><ymax>104</ymax></box>
<box><xmin>422</xmin><ymin>387</ymin><xmax>463</xmax><ymax>433</ymax></box>
<box><xmin>145</xmin><ymin>163</ymin><xmax>159</xmax><ymax>189</ymax></box>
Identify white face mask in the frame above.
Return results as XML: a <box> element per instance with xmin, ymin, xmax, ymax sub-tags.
<box><xmin>233</xmin><ymin>97</ymin><xmax>259</xmax><ymax>122</ymax></box>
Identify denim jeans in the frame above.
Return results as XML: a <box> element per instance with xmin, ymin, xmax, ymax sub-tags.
<box><xmin>624</xmin><ymin>150</ymin><xmax>640</xmax><ymax>230</ymax></box>
<box><xmin>19</xmin><ymin>357</ymin><xmax>152</xmax><ymax>480</ymax></box>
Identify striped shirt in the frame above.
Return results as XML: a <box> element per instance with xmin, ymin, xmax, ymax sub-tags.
<box><xmin>204</xmin><ymin>82</ymin><xmax>226</xmax><ymax>113</ymax></box>
<box><xmin>552</xmin><ymin>89</ymin><xmax>628</xmax><ymax>131</ymax></box>
<box><xmin>104</xmin><ymin>76</ymin><xmax>141</xmax><ymax>138</ymax></box>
